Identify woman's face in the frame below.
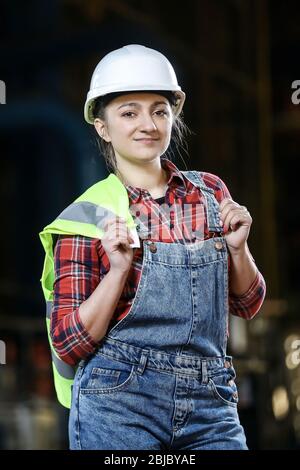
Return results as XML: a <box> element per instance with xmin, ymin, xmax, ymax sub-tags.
<box><xmin>94</xmin><ymin>92</ymin><xmax>173</xmax><ymax>165</ymax></box>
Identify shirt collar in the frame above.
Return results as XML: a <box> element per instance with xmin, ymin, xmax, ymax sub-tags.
<box><xmin>125</xmin><ymin>158</ymin><xmax>187</xmax><ymax>204</ymax></box>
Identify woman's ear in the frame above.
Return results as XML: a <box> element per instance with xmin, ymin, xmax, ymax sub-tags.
<box><xmin>94</xmin><ymin>119</ymin><xmax>111</xmax><ymax>142</ymax></box>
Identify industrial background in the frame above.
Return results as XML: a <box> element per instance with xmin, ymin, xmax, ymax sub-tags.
<box><xmin>0</xmin><ymin>0</ymin><xmax>300</xmax><ymax>449</ymax></box>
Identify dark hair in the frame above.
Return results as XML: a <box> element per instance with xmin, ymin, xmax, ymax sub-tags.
<box><xmin>93</xmin><ymin>90</ymin><xmax>192</xmax><ymax>174</ymax></box>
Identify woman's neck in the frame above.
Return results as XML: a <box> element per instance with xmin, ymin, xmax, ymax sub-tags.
<box><xmin>116</xmin><ymin>160</ymin><xmax>169</xmax><ymax>196</ymax></box>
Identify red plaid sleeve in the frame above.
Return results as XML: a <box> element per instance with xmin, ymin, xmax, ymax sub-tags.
<box><xmin>201</xmin><ymin>172</ymin><xmax>266</xmax><ymax>320</ymax></box>
<box><xmin>50</xmin><ymin>235</ymin><xmax>100</xmax><ymax>366</ymax></box>
<box><xmin>229</xmin><ymin>270</ymin><xmax>266</xmax><ymax>319</ymax></box>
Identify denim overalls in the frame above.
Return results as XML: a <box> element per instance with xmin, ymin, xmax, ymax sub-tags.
<box><xmin>69</xmin><ymin>170</ymin><xmax>248</xmax><ymax>450</ymax></box>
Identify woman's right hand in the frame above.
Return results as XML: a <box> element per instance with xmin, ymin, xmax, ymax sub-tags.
<box><xmin>101</xmin><ymin>216</ymin><xmax>134</xmax><ymax>273</ymax></box>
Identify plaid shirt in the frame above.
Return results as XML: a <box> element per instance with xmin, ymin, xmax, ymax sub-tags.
<box><xmin>50</xmin><ymin>158</ymin><xmax>266</xmax><ymax>365</ymax></box>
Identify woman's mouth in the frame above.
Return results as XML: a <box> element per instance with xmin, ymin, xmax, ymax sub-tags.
<box><xmin>134</xmin><ymin>138</ymin><xmax>159</xmax><ymax>144</ymax></box>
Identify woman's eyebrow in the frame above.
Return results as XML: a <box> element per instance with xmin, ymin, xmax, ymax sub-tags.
<box><xmin>117</xmin><ymin>100</ymin><xmax>168</xmax><ymax>110</ymax></box>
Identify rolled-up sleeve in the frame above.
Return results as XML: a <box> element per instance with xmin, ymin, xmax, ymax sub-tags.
<box><xmin>229</xmin><ymin>269</ymin><xmax>266</xmax><ymax>320</ymax></box>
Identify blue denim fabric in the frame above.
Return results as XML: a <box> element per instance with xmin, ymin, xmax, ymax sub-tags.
<box><xmin>69</xmin><ymin>171</ymin><xmax>248</xmax><ymax>450</ymax></box>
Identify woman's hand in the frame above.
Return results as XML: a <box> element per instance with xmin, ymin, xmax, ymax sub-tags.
<box><xmin>218</xmin><ymin>198</ymin><xmax>252</xmax><ymax>254</ymax></box>
<box><xmin>102</xmin><ymin>216</ymin><xmax>134</xmax><ymax>273</ymax></box>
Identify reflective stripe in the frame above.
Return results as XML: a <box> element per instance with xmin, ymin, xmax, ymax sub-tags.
<box><xmin>47</xmin><ymin>304</ymin><xmax>75</xmax><ymax>379</ymax></box>
<box><xmin>47</xmin><ymin>302</ymin><xmax>75</xmax><ymax>379</ymax></box>
<box><xmin>57</xmin><ymin>201</ymin><xmax>114</xmax><ymax>229</ymax></box>
<box><xmin>51</xmin><ymin>350</ymin><xmax>75</xmax><ymax>380</ymax></box>
<box><xmin>46</xmin><ymin>300</ymin><xmax>53</xmax><ymax>319</ymax></box>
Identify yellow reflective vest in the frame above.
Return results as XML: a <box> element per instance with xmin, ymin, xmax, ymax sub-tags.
<box><xmin>39</xmin><ymin>173</ymin><xmax>138</xmax><ymax>408</ymax></box>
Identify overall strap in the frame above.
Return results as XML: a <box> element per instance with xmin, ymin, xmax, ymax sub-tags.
<box><xmin>180</xmin><ymin>170</ymin><xmax>222</xmax><ymax>233</ymax></box>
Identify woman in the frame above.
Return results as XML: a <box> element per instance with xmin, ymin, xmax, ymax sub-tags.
<box><xmin>46</xmin><ymin>45</ymin><xmax>266</xmax><ymax>450</ymax></box>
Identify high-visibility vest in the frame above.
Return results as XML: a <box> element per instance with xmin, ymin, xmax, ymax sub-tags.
<box><xmin>39</xmin><ymin>173</ymin><xmax>137</xmax><ymax>408</ymax></box>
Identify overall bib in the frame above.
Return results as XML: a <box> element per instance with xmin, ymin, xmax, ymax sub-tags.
<box><xmin>69</xmin><ymin>171</ymin><xmax>248</xmax><ymax>450</ymax></box>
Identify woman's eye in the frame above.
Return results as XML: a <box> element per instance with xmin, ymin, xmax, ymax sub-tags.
<box><xmin>155</xmin><ymin>110</ymin><xmax>168</xmax><ymax>116</ymax></box>
<box><xmin>122</xmin><ymin>112</ymin><xmax>135</xmax><ymax>117</ymax></box>
<box><xmin>121</xmin><ymin>110</ymin><xmax>168</xmax><ymax>118</ymax></box>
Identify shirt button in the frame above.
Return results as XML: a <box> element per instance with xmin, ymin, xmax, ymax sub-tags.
<box><xmin>214</xmin><ymin>241</ymin><xmax>223</xmax><ymax>250</ymax></box>
<box><xmin>149</xmin><ymin>242</ymin><xmax>157</xmax><ymax>253</ymax></box>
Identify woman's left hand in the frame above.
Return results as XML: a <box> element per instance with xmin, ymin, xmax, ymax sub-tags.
<box><xmin>218</xmin><ymin>198</ymin><xmax>252</xmax><ymax>254</ymax></box>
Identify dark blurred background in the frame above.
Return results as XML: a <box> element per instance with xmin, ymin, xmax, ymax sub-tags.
<box><xmin>0</xmin><ymin>0</ymin><xmax>300</xmax><ymax>449</ymax></box>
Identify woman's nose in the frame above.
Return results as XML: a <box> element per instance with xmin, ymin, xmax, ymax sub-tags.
<box><xmin>138</xmin><ymin>113</ymin><xmax>158</xmax><ymax>131</ymax></box>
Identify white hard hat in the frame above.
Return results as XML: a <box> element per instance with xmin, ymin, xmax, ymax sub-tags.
<box><xmin>84</xmin><ymin>44</ymin><xmax>186</xmax><ymax>124</ymax></box>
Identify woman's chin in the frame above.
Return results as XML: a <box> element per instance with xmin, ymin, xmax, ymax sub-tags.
<box><xmin>132</xmin><ymin>151</ymin><xmax>163</xmax><ymax>161</ymax></box>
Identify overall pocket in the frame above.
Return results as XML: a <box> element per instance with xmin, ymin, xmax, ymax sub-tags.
<box><xmin>80</xmin><ymin>353</ymin><xmax>136</xmax><ymax>395</ymax></box>
<box><xmin>208</xmin><ymin>368</ymin><xmax>239</xmax><ymax>407</ymax></box>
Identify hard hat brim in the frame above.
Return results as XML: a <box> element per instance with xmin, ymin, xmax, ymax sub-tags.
<box><xmin>84</xmin><ymin>88</ymin><xmax>186</xmax><ymax>124</ymax></box>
